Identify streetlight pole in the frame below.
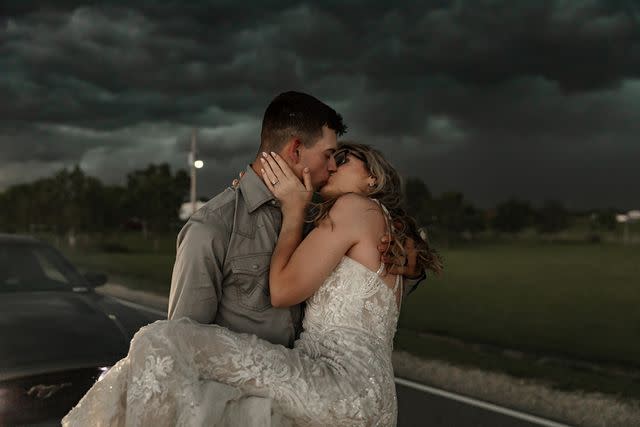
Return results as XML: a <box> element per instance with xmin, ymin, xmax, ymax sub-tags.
<box><xmin>190</xmin><ymin>129</ymin><xmax>197</xmax><ymax>216</ymax></box>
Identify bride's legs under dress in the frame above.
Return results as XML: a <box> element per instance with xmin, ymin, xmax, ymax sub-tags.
<box><xmin>124</xmin><ymin>319</ymin><xmax>304</xmax><ymax>426</ymax></box>
<box><xmin>64</xmin><ymin>318</ymin><xmax>385</xmax><ymax>426</ymax></box>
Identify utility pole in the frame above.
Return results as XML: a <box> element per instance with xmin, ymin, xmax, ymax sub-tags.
<box><xmin>190</xmin><ymin>129</ymin><xmax>197</xmax><ymax>216</ymax></box>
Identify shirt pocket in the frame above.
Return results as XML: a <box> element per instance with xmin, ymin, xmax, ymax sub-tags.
<box><xmin>229</xmin><ymin>252</ymin><xmax>272</xmax><ymax>312</ymax></box>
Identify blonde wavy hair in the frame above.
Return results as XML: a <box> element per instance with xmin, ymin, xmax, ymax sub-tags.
<box><xmin>311</xmin><ymin>142</ymin><xmax>443</xmax><ymax>276</ymax></box>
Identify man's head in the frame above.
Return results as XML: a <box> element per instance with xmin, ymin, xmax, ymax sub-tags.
<box><xmin>258</xmin><ymin>91</ymin><xmax>347</xmax><ymax>190</ymax></box>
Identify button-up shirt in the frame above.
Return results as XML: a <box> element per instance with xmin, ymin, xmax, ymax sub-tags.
<box><xmin>168</xmin><ymin>165</ymin><xmax>302</xmax><ymax>347</ymax></box>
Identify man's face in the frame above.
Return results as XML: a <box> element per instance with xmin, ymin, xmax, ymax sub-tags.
<box><xmin>297</xmin><ymin>125</ymin><xmax>338</xmax><ymax>190</ymax></box>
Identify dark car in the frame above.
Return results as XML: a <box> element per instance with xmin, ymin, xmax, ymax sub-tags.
<box><xmin>0</xmin><ymin>234</ymin><xmax>164</xmax><ymax>425</ymax></box>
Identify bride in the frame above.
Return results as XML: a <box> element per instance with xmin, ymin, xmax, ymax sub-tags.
<box><xmin>63</xmin><ymin>142</ymin><xmax>442</xmax><ymax>427</ymax></box>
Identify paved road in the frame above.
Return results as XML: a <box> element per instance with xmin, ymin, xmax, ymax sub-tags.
<box><xmin>396</xmin><ymin>378</ymin><xmax>571</xmax><ymax>427</ymax></box>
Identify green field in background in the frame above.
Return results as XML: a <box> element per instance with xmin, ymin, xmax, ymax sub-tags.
<box><xmin>398</xmin><ymin>243</ymin><xmax>640</xmax><ymax>367</ymax></box>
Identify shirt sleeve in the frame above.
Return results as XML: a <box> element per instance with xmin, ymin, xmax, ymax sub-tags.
<box><xmin>403</xmin><ymin>271</ymin><xmax>427</xmax><ymax>298</ymax></box>
<box><xmin>167</xmin><ymin>214</ymin><xmax>229</xmax><ymax>323</ymax></box>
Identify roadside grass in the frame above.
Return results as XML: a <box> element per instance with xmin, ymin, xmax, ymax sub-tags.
<box><xmin>64</xmin><ymin>251</ymin><xmax>175</xmax><ymax>295</ymax></box>
<box><xmin>40</xmin><ymin>231</ymin><xmax>177</xmax><ymax>255</ymax></box>
<box><xmin>394</xmin><ymin>329</ymin><xmax>640</xmax><ymax>400</ymax></box>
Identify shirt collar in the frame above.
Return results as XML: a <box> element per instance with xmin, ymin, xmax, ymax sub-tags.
<box><xmin>238</xmin><ymin>164</ymin><xmax>278</xmax><ymax>213</ymax></box>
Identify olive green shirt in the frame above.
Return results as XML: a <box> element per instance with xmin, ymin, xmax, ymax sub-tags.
<box><xmin>168</xmin><ymin>165</ymin><xmax>302</xmax><ymax>347</ymax></box>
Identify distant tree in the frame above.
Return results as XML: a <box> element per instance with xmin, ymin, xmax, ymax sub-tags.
<box><xmin>1</xmin><ymin>183</ymin><xmax>39</xmax><ymax>231</ymax></box>
<box><xmin>0</xmin><ymin>191</ymin><xmax>5</xmax><ymax>229</ymax></box>
<box><xmin>123</xmin><ymin>163</ymin><xmax>189</xmax><ymax>235</ymax></box>
<box><xmin>102</xmin><ymin>185</ymin><xmax>128</xmax><ymax>229</ymax></box>
<box><xmin>461</xmin><ymin>204</ymin><xmax>487</xmax><ymax>235</ymax></box>
<box><xmin>427</xmin><ymin>191</ymin><xmax>486</xmax><ymax>236</ymax></box>
<box><xmin>404</xmin><ymin>177</ymin><xmax>432</xmax><ymax>223</ymax></box>
<box><xmin>434</xmin><ymin>192</ymin><xmax>465</xmax><ymax>233</ymax></box>
<box><xmin>592</xmin><ymin>209</ymin><xmax>617</xmax><ymax>231</ymax></box>
<box><xmin>535</xmin><ymin>200</ymin><xmax>571</xmax><ymax>233</ymax></box>
<box><xmin>43</xmin><ymin>166</ymin><xmax>106</xmax><ymax>234</ymax></box>
<box><xmin>493</xmin><ymin>198</ymin><xmax>534</xmax><ymax>233</ymax></box>
<box><xmin>67</xmin><ymin>166</ymin><xmax>105</xmax><ymax>232</ymax></box>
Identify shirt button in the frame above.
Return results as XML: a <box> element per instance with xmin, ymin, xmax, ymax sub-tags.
<box><xmin>252</xmin><ymin>264</ymin><xmax>260</xmax><ymax>270</ymax></box>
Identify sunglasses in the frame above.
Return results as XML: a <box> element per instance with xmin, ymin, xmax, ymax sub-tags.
<box><xmin>334</xmin><ymin>149</ymin><xmax>367</xmax><ymax>167</ymax></box>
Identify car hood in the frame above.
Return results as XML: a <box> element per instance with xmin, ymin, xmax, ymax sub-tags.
<box><xmin>0</xmin><ymin>291</ymin><xmax>131</xmax><ymax>377</ymax></box>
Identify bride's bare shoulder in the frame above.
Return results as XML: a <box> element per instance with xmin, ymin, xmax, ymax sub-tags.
<box><xmin>328</xmin><ymin>193</ymin><xmax>384</xmax><ymax>227</ymax></box>
<box><xmin>331</xmin><ymin>192</ymin><xmax>376</xmax><ymax>211</ymax></box>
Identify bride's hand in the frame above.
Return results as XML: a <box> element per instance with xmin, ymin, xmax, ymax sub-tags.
<box><xmin>260</xmin><ymin>151</ymin><xmax>312</xmax><ymax>214</ymax></box>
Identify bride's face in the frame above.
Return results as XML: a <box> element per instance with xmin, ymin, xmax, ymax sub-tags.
<box><xmin>319</xmin><ymin>151</ymin><xmax>373</xmax><ymax>199</ymax></box>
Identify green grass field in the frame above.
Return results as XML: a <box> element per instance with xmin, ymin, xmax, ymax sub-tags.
<box><xmin>55</xmin><ymin>232</ymin><xmax>640</xmax><ymax>398</ymax></box>
<box><xmin>398</xmin><ymin>242</ymin><xmax>640</xmax><ymax>367</ymax></box>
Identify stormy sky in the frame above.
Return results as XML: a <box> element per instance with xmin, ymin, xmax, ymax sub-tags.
<box><xmin>2</xmin><ymin>0</ymin><xmax>639</xmax><ymax>210</ymax></box>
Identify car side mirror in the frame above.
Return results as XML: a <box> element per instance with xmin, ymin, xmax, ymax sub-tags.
<box><xmin>84</xmin><ymin>272</ymin><xmax>108</xmax><ymax>287</ymax></box>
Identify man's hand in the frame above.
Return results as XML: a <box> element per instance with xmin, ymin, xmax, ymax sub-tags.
<box><xmin>377</xmin><ymin>233</ymin><xmax>422</xmax><ymax>278</ymax></box>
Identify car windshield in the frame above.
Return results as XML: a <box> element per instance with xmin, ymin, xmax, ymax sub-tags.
<box><xmin>0</xmin><ymin>242</ymin><xmax>87</xmax><ymax>292</ymax></box>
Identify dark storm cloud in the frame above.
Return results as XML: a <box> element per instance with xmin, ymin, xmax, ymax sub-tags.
<box><xmin>0</xmin><ymin>118</ymin><xmax>152</xmax><ymax>166</ymax></box>
<box><xmin>1</xmin><ymin>0</ymin><xmax>640</xmax><ymax>208</ymax></box>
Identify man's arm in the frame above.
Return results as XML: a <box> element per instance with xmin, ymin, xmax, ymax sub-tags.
<box><xmin>168</xmin><ymin>216</ymin><xmax>228</xmax><ymax>322</ymax></box>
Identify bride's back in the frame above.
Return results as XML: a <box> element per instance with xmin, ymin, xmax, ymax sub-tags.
<box><xmin>343</xmin><ymin>195</ymin><xmax>400</xmax><ymax>294</ymax></box>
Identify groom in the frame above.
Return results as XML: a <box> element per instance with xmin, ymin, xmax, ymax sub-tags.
<box><xmin>168</xmin><ymin>91</ymin><xmax>423</xmax><ymax>347</ymax></box>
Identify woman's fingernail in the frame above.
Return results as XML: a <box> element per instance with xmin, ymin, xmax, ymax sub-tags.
<box><xmin>261</xmin><ymin>168</ymin><xmax>265</xmax><ymax>173</ymax></box>
<box><xmin>262</xmin><ymin>152</ymin><xmax>268</xmax><ymax>157</ymax></box>
<box><xmin>304</xmin><ymin>167</ymin><xmax>309</xmax><ymax>173</ymax></box>
<box><xmin>260</xmin><ymin>158</ymin><xmax>265</xmax><ymax>162</ymax></box>
<box><xmin>270</xmin><ymin>151</ymin><xmax>276</xmax><ymax>156</ymax></box>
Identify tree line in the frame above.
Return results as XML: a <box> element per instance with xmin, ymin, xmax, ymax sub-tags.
<box><xmin>0</xmin><ymin>167</ymin><xmax>618</xmax><ymax>241</ymax></box>
<box><xmin>403</xmin><ymin>177</ymin><xmax>618</xmax><ymax>243</ymax></box>
<box><xmin>0</xmin><ymin>164</ymin><xmax>189</xmax><ymax>236</ymax></box>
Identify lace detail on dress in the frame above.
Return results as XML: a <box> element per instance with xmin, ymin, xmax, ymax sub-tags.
<box><xmin>64</xmin><ymin>256</ymin><xmax>400</xmax><ymax>426</ymax></box>
<box><xmin>130</xmin><ymin>355</ymin><xmax>175</xmax><ymax>404</ymax></box>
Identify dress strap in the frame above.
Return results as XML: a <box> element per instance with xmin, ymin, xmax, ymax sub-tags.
<box><xmin>371</xmin><ymin>199</ymin><xmax>392</xmax><ymax>277</ymax></box>
<box><xmin>371</xmin><ymin>198</ymin><xmax>404</xmax><ymax>306</ymax></box>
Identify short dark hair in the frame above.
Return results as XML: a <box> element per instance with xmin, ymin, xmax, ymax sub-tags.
<box><xmin>260</xmin><ymin>91</ymin><xmax>347</xmax><ymax>152</ymax></box>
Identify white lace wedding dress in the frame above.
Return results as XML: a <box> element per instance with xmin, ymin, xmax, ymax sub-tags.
<box><xmin>63</xmin><ymin>256</ymin><xmax>402</xmax><ymax>427</ymax></box>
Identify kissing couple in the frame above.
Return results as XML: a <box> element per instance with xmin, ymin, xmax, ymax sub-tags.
<box><xmin>63</xmin><ymin>91</ymin><xmax>442</xmax><ymax>426</ymax></box>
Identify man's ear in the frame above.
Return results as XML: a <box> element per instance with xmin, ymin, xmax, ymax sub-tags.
<box><xmin>286</xmin><ymin>139</ymin><xmax>302</xmax><ymax>164</ymax></box>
